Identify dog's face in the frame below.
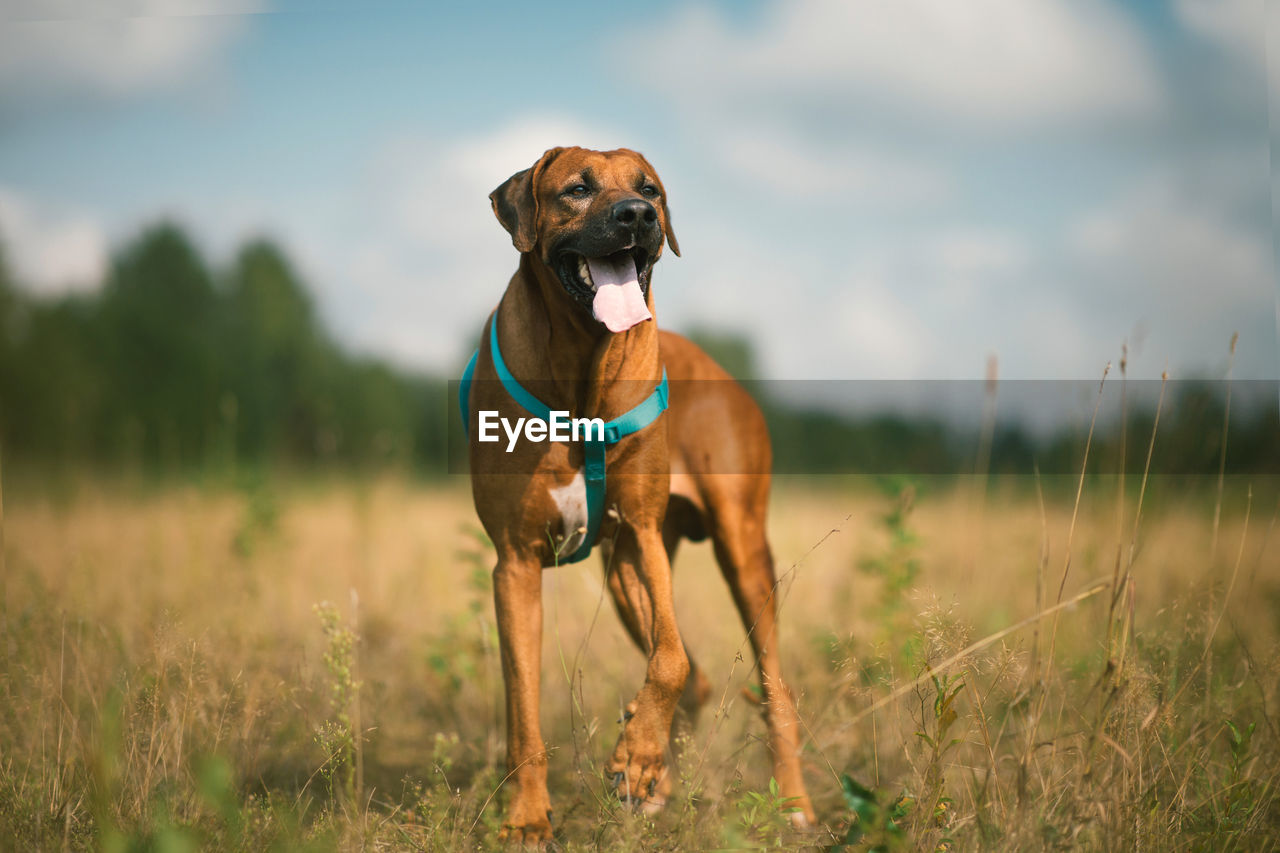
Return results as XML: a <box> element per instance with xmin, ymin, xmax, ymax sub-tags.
<box><xmin>490</xmin><ymin>147</ymin><xmax>680</xmax><ymax>316</ymax></box>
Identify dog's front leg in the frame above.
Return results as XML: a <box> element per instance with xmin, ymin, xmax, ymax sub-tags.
<box><xmin>606</xmin><ymin>525</ymin><xmax>690</xmax><ymax>806</ymax></box>
<box><xmin>493</xmin><ymin>554</ymin><xmax>553</xmax><ymax>844</ymax></box>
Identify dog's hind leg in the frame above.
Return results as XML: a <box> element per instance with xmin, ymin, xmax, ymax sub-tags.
<box><xmin>661</xmin><ymin>520</ymin><xmax>715</xmax><ymax>725</ymax></box>
<box><xmin>710</xmin><ymin>502</ymin><xmax>816</xmax><ymax>826</ymax></box>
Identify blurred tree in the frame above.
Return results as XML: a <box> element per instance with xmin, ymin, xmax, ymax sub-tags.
<box><xmin>98</xmin><ymin>224</ymin><xmax>223</xmax><ymax>467</ymax></box>
<box><xmin>224</xmin><ymin>239</ymin><xmax>332</xmax><ymax>463</ymax></box>
<box><xmin>0</xmin><ymin>238</ymin><xmax>105</xmax><ymax>465</ymax></box>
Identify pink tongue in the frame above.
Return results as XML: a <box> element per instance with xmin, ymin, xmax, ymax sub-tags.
<box><xmin>589</xmin><ymin>254</ymin><xmax>652</xmax><ymax>333</ymax></box>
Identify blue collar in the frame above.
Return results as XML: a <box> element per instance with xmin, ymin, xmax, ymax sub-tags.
<box><xmin>459</xmin><ymin>313</ymin><xmax>669</xmax><ymax>563</ymax></box>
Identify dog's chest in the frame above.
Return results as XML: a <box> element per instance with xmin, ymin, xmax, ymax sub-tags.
<box><xmin>547</xmin><ymin>469</ymin><xmax>588</xmax><ymax>558</ymax></box>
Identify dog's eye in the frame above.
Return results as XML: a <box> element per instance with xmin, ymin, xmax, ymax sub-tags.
<box><xmin>565</xmin><ymin>184</ymin><xmax>590</xmax><ymax>197</ymax></box>
<box><xmin>640</xmin><ymin>185</ymin><xmax>659</xmax><ymax>198</ymax></box>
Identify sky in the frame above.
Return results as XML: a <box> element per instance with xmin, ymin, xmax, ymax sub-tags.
<box><xmin>0</xmin><ymin>0</ymin><xmax>1276</xmax><ymax>386</ymax></box>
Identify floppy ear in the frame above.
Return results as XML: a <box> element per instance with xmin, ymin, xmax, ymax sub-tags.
<box><xmin>623</xmin><ymin>149</ymin><xmax>680</xmax><ymax>257</ymax></box>
<box><xmin>659</xmin><ymin>196</ymin><xmax>680</xmax><ymax>257</ymax></box>
<box><xmin>489</xmin><ymin>147</ymin><xmax>565</xmax><ymax>254</ymax></box>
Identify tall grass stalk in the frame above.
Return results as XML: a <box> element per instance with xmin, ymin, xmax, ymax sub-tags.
<box><xmin>1043</xmin><ymin>361</ymin><xmax>1110</xmax><ymax>676</ymax></box>
<box><xmin>966</xmin><ymin>355</ymin><xmax>1000</xmax><ymax>586</ymax></box>
<box><xmin>1211</xmin><ymin>332</ymin><xmax>1239</xmax><ymax>558</ymax></box>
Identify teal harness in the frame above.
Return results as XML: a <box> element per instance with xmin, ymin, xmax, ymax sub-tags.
<box><xmin>460</xmin><ymin>315</ymin><xmax>669</xmax><ymax>564</ymax></box>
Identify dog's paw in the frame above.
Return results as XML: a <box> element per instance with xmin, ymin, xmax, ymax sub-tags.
<box><xmin>497</xmin><ymin>817</ymin><xmax>553</xmax><ymax>847</ymax></box>
<box><xmin>608</xmin><ymin>763</ymin><xmax>667</xmax><ymax>809</ymax></box>
<box><xmin>606</xmin><ymin>706</ymin><xmax>671</xmax><ymax>808</ymax></box>
<box><xmin>497</xmin><ymin>798</ymin><xmax>553</xmax><ymax>846</ymax></box>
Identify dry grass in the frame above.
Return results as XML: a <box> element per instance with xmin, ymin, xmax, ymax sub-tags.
<box><xmin>1</xmin><ymin>471</ymin><xmax>1277</xmax><ymax>850</ymax></box>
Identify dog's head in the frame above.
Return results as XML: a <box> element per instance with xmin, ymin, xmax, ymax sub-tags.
<box><xmin>490</xmin><ymin>147</ymin><xmax>679</xmax><ymax>332</ymax></box>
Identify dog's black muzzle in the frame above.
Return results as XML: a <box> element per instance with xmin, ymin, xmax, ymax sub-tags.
<box><xmin>547</xmin><ymin>197</ymin><xmax>664</xmax><ymax>310</ymax></box>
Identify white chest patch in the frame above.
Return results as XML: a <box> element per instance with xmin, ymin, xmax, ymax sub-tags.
<box><xmin>548</xmin><ymin>469</ymin><xmax>589</xmax><ymax>558</ymax></box>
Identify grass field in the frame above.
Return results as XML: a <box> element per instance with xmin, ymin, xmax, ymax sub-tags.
<box><xmin>1</xmin><ymin>469</ymin><xmax>1277</xmax><ymax>850</ymax></box>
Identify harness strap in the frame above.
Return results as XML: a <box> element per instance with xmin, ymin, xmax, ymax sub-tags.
<box><xmin>460</xmin><ymin>313</ymin><xmax>669</xmax><ymax>564</ymax></box>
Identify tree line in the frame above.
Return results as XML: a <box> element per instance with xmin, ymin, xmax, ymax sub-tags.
<box><xmin>0</xmin><ymin>223</ymin><xmax>1275</xmax><ymax>481</ymax></box>
<box><xmin>0</xmin><ymin>223</ymin><xmax>446</xmax><ymax>475</ymax></box>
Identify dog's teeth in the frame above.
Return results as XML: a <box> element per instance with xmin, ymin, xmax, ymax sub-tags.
<box><xmin>578</xmin><ymin>258</ymin><xmax>593</xmax><ymax>289</ymax></box>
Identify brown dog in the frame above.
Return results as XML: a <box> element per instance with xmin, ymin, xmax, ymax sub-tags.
<box><xmin>464</xmin><ymin>146</ymin><xmax>814</xmax><ymax>842</ymax></box>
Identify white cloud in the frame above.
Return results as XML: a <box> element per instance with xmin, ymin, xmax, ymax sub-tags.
<box><xmin>1067</xmin><ymin>171</ymin><xmax>1275</xmax><ymax>377</ymax></box>
<box><xmin>0</xmin><ymin>0</ymin><xmax>262</xmax><ymax>103</ymax></box>
<box><xmin>0</xmin><ymin>187</ymin><xmax>108</xmax><ymax>294</ymax></box>
<box><xmin>655</xmin><ymin>219</ymin><xmax>1041</xmax><ymax>380</ymax></box>
<box><xmin>655</xmin><ymin>0</ymin><xmax>1163</xmax><ymax>127</ymax></box>
<box><xmin>928</xmin><ymin>229</ymin><xmax>1028</xmax><ymax>279</ymax></box>
<box><xmin>716</xmin><ymin>128</ymin><xmax>951</xmax><ymax>205</ymax></box>
<box><xmin>1070</xmin><ymin>182</ymin><xmax>1269</xmax><ymax>305</ymax></box>
<box><xmin>831</xmin><ymin>276</ymin><xmax>931</xmax><ymax>376</ymax></box>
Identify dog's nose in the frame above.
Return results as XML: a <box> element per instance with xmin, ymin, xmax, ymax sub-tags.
<box><xmin>612</xmin><ymin>198</ymin><xmax>658</xmax><ymax>229</ymax></box>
